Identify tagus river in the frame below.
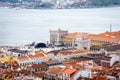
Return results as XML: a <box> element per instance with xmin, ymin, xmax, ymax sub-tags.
<box><xmin>0</xmin><ymin>7</ymin><xmax>120</xmax><ymax>46</ymax></box>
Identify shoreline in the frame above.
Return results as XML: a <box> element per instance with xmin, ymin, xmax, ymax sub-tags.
<box><xmin>0</xmin><ymin>5</ymin><xmax>120</xmax><ymax>10</ymax></box>
<box><xmin>0</xmin><ymin>6</ymin><xmax>120</xmax><ymax>46</ymax></box>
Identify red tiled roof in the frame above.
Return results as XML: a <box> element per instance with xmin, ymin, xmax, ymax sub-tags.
<box><xmin>70</xmin><ymin>71</ymin><xmax>79</xmax><ymax>79</ymax></box>
<box><xmin>47</xmin><ymin>67</ymin><xmax>62</xmax><ymax>74</ymax></box>
<box><xmin>45</xmin><ymin>60</ymin><xmax>59</xmax><ymax>65</ymax></box>
<box><xmin>0</xmin><ymin>51</ymin><xmax>3</xmax><ymax>54</ymax></box>
<box><xmin>97</xmin><ymin>75</ymin><xmax>107</xmax><ymax>80</ymax></box>
<box><xmin>17</xmin><ymin>56</ymin><xmax>29</xmax><ymax>61</ymax></box>
<box><xmin>65</xmin><ymin>31</ymin><xmax>120</xmax><ymax>42</ymax></box>
<box><xmin>62</xmin><ymin>68</ymin><xmax>76</xmax><ymax>75</ymax></box>
<box><xmin>4</xmin><ymin>69</ymin><xmax>12</xmax><ymax>74</ymax></box>
<box><xmin>0</xmin><ymin>68</ymin><xmax>3</xmax><ymax>70</ymax></box>
<box><xmin>62</xmin><ymin>63</ymin><xmax>81</xmax><ymax>69</ymax></box>
<box><xmin>66</xmin><ymin>32</ymin><xmax>79</xmax><ymax>38</ymax></box>
<box><xmin>27</xmin><ymin>53</ymin><xmax>44</xmax><ymax>59</ymax></box>
<box><xmin>0</xmin><ymin>72</ymin><xmax>2</xmax><ymax>75</ymax></box>
<box><xmin>81</xmin><ymin>31</ymin><xmax>120</xmax><ymax>42</ymax></box>
<box><xmin>91</xmin><ymin>66</ymin><xmax>102</xmax><ymax>70</ymax></box>
<box><xmin>92</xmin><ymin>73</ymin><xmax>97</xmax><ymax>77</ymax></box>
<box><xmin>61</xmin><ymin>49</ymin><xmax>88</xmax><ymax>55</ymax></box>
<box><xmin>13</xmin><ymin>69</ymin><xmax>18</xmax><ymax>73</ymax></box>
<box><xmin>7</xmin><ymin>78</ymin><xmax>14</xmax><ymax>80</ymax></box>
<box><xmin>31</xmin><ymin>63</ymin><xmax>48</xmax><ymax>69</ymax></box>
<box><xmin>34</xmin><ymin>72</ymin><xmax>45</xmax><ymax>78</ymax></box>
<box><xmin>112</xmin><ymin>61</ymin><xmax>120</xmax><ymax>67</ymax></box>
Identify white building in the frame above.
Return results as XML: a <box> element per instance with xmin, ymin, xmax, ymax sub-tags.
<box><xmin>49</xmin><ymin>28</ymin><xmax>68</xmax><ymax>46</ymax></box>
<box><xmin>74</xmin><ymin>33</ymin><xmax>90</xmax><ymax>50</ymax></box>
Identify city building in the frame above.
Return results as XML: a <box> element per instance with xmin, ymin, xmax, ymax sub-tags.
<box><xmin>57</xmin><ymin>49</ymin><xmax>88</xmax><ymax>61</ymax></box>
<box><xmin>16</xmin><ymin>51</ymin><xmax>47</xmax><ymax>66</ymax></box>
<box><xmin>0</xmin><ymin>29</ymin><xmax>120</xmax><ymax>80</ymax></box>
<box><xmin>61</xmin><ymin>30</ymin><xmax>120</xmax><ymax>50</ymax></box>
<box><xmin>82</xmin><ymin>31</ymin><xmax>120</xmax><ymax>46</ymax></box>
<box><xmin>62</xmin><ymin>32</ymin><xmax>79</xmax><ymax>47</ymax></box>
<box><xmin>50</xmin><ymin>29</ymin><xmax>90</xmax><ymax>50</ymax></box>
<box><xmin>10</xmin><ymin>48</ymin><xmax>29</xmax><ymax>57</ymax></box>
<box><xmin>62</xmin><ymin>32</ymin><xmax>90</xmax><ymax>50</ymax></box>
<box><xmin>31</xmin><ymin>63</ymin><xmax>48</xmax><ymax>72</ymax></box>
<box><xmin>74</xmin><ymin>33</ymin><xmax>90</xmax><ymax>50</ymax></box>
<box><xmin>49</xmin><ymin>28</ymin><xmax>68</xmax><ymax>46</ymax></box>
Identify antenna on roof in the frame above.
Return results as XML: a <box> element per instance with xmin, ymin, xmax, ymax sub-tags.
<box><xmin>110</xmin><ymin>24</ymin><xmax>112</xmax><ymax>33</ymax></box>
<box><xmin>110</xmin><ymin>24</ymin><xmax>112</xmax><ymax>37</ymax></box>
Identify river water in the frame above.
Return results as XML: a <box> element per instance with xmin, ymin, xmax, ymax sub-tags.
<box><xmin>0</xmin><ymin>7</ymin><xmax>120</xmax><ymax>46</ymax></box>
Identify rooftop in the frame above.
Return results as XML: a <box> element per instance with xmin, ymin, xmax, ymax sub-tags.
<box><xmin>27</xmin><ymin>52</ymin><xmax>45</xmax><ymax>59</ymax></box>
<box><xmin>65</xmin><ymin>30</ymin><xmax>120</xmax><ymax>42</ymax></box>
<box><xmin>45</xmin><ymin>60</ymin><xmax>60</xmax><ymax>65</ymax></box>
<box><xmin>62</xmin><ymin>68</ymin><xmax>76</xmax><ymax>75</ymax></box>
<box><xmin>31</xmin><ymin>63</ymin><xmax>48</xmax><ymax>69</ymax></box>
<box><xmin>17</xmin><ymin>56</ymin><xmax>29</xmax><ymax>61</ymax></box>
<box><xmin>60</xmin><ymin>49</ymin><xmax>88</xmax><ymax>55</ymax></box>
<box><xmin>10</xmin><ymin>49</ymin><xmax>28</xmax><ymax>54</ymax></box>
<box><xmin>47</xmin><ymin>67</ymin><xmax>63</xmax><ymax>74</ymax></box>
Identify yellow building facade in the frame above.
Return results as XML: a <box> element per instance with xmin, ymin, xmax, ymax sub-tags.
<box><xmin>62</xmin><ymin>37</ymin><xmax>74</xmax><ymax>46</ymax></box>
<box><xmin>61</xmin><ymin>31</ymin><xmax>120</xmax><ymax>47</ymax></box>
<box><xmin>62</xmin><ymin>37</ymin><xmax>111</xmax><ymax>47</ymax></box>
<box><xmin>90</xmin><ymin>40</ymin><xmax>110</xmax><ymax>46</ymax></box>
<box><xmin>0</xmin><ymin>56</ymin><xmax>13</xmax><ymax>62</ymax></box>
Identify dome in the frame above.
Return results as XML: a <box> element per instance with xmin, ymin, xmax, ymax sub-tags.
<box><xmin>35</xmin><ymin>43</ymin><xmax>47</xmax><ymax>48</ymax></box>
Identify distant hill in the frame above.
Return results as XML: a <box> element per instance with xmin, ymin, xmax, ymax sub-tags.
<box><xmin>0</xmin><ymin>0</ymin><xmax>120</xmax><ymax>9</ymax></box>
<box><xmin>89</xmin><ymin>0</ymin><xmax>120</xmax><ymax>6</ymax></box>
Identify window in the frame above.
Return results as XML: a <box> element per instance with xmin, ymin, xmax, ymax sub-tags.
<box><xmin>75</xmin><ymin>44</ymin><xmax>77</xmax><ymax>46</ymax></box>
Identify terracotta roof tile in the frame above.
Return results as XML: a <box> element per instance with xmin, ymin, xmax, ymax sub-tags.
<box><xmin>81</xmin><ymin>31</ymin><xmax>120</xmax><ymax>42</ymax></box>
<box><xmin>45</xmin><ymin>60</ymin><xmax>60</xmax><ymax>65</ymax></box>
<box><xmin>34</xmin><ymin>72</ymin><xmax>45</xmax><ymax>78</ymax></box>
<box><xmin>91</xmin><ymin>66</ymin><xmax>102</xmax><ymax>70</ymax></box>
<box><xmin>31</xmin><ymin>63</ymin><xmax>48</xmax><ymax>69</ymax></box>
<box><xmin>65</xmin><ymin>31</ymin><xmax>120</xmax><ymax>42</ymax></box>
<box><xmin>62</xmin><ymin>68</ymin><xmax>76</xmax><ymax>75</ymax></box>
<box><xmin>0</xmin><ymin>68</ymin><xmax>3</xmax><ymax>70</ymax></box>
<box><xmin>4</xmin><ymin>69</ymin><xmax>12</xmax><ymax>74</ymax></box>
<box><xmin>62</xmin><ymin>63</ymin><xmax>81</xmax><ymax>69</ymax></box>
<box><xmin>27</xmin><ymin>53</ymin><xmax>45</xmax><ymax>59</ymax></box>
<box><xmin>97</xmin><ymin>75</ymin><xmax>107</xmax><ymax>80</ymax></box>
<box><xmin>17</xmin><ymin>56</ymin><xmax>29</xmax><ymax>61</ymax></box>
<box><xmin>70</xmin><ymin>71</ymin><xmax>79</xmax><ymax>78</ymax></box>
<box><xmin>92</xmin><ymin>73</ymin><xmax>97</xmax><ymax>77</ymax></box>
<box><xmin>47</xmin><ymin>67</ymin><xmax>62</xmax><ymax>74</ymax></box>
<box><xmin>0</xmin><ymin>51</ymin><xmax>3</xmax><ymax>54</ymax></box>
<box><xmin>61</xmin><ymin>49</ymin><xmax>88</xmax><ymax>55</ymax></box>
<box><xmin>7</xmin><ymin>78</ymin><xmax>14</xmax><ymax>80</ymax></box>
<box><xmin>40</xmin><ymin>57</ymin><xmax>47</xmax><ymax>62</ymax></box>
<box><xmin>66</xmin><ymin>32</ymin><xmax>79</xmax><ymax>38</ymax></box>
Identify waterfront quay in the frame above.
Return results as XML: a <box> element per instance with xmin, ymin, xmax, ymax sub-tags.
<box><xmin>0</xmin><ymin>29</ymin><xmax>120</xmax><ymax>80</ymax></box>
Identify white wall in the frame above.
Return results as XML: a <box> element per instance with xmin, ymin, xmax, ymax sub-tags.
<box><xmin>110</xmin><ymin>55</ymin><xmax>120</xmax><ymax>66</ymax></box>
<box><xmin>79</xmin><ymin>69</ymin><xmax>92</xmax><ymax>78</ymax></box>
<box><xmin>73</xmin><ymin>70</ymin><xmax>81</xmax><ymax>80</ymax></box>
